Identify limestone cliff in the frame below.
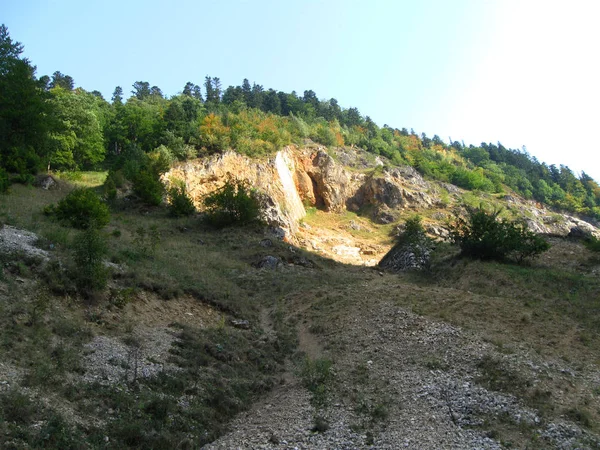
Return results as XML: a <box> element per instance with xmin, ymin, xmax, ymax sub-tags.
<box><xmin>164</xmin><ymin>145</ymin><xmax>600</xmax><ymax>242</ymax></box>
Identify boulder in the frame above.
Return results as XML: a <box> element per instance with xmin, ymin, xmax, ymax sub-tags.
<box><xmin>378</xmin><ymin>241</ymin><xmax>431</xmax><ymax>272</ymax></box>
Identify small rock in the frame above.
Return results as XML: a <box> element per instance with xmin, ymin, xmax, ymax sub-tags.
<box><xmin>254</xmin><ymin>256</ymin><xmax>281</xmax><ymax>270</ymax></box>
<box><xmin>38</xmin><ymin>175</ymin><xmax>57</xmax><ymax>190</ymax></box>
<box><xmin>230</xmin><ymin>319</ymin><xmax>250</xmax><ymax>329</ymax></box>
<box><xmin>259</xmin><ymin>238</ymin><xmax>273</xmax><ymax>248</ymax></box>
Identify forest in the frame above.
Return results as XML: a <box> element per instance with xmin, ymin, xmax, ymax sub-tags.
<box><xmin>2</xmin><ymin>24</ymin><xmax>599</xmax><ymax>220</ymax></box>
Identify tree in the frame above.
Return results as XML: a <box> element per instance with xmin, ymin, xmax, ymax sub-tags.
<box><xmin>49</xmin><ymin>71</ymin><xmax>74</xmax><ymax>90</ymax></box>
<box><xmin>204</xmin><ymin>76</ymin><xmax>221</xmax><ymax>104</ymax></box>
<box><xmin>183</xmin><ymin>81</ymin><xmax>195</xmax><ymax>96</ymax></box>
<box><xmin>150</xmin><ymin>85</ymin><xmax>163</xmax><ymax>98</ymax></box>
<box><xmin>48</xmin><ymin>87</ymin><xmax>105</xmax><ymax>169</ymax></box>
<box><xmin>112</xmin><ymin>86</ymin><xmax>123</xmax><ymax>104</ymax></box>
<box><xmin>250</xmin><ymin>83</ymin><xmax>264</xmax><ymax>109</ymax></box>
<box><xmin>212</xmin><ymin>77</ymin><xmax>222</xmax><ymax>103</ymax></box>
<box><xmin>132</xmin><ymin>81</ymin><xmax>151</xmax><ymax>100</ymax></box>
<box><xmin>0</xmin><ymin>24</ymin><xmax>52</xmax><ymax>174</ymax></box>
<box><xmin>222</xmin><ymin>85</ymin><xmax>244</xmax><ymax>106</ymax></box>
<box><xmin>204</xmin><ymin>76</ymin><xmax>214</xmax><ymax>103</ymax></box>
<box><xmin>342</xmin><ymin>107</ymin><xmax>362</xmax><ymax>127</ymax></box>
<box><xmin>241</xmin><ymin>78</ymin><xmax>252</xmax><ymax>104</ymax></box>
<box><xmin>203</xmin><ymin>178</ymin><xmax>261</xmax><ymax>227</ymax></box>
<box><xmin>192</xmin><ymin>84</ymin><xmax>203</xmax><ymax>102</ymax></box>
<box><xmin>262</xmin><ymin>89</ymin><xmax>281</xmax><ymax>115</ymax></box>
<box><xmin>0</xmin><ymin>24</ymin><xmax>23</xmax><ymax>63</ymax></box>
<box><xmin>37</xmin><ymin>74</ymin><xmax>50</xmax><ymax>91</ymax></box>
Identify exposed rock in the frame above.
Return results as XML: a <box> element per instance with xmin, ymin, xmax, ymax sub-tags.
<box><xmin>378</xmin><ymin>240</ymin><xmax>431</xmax><ymax>272</ymax></box>
<box><xmin>0</xmin><ymin>226</ymin><xmax>50</xmax><ymax>260</ymax></box>
<box><xmin>288</xmin><ymin>255</ymin><xmax>315</xmax><ymax>268</ymax></box>
<box><xmin>37</xmin><ymin>175</ymin><xmax>57</xmax><ymax>190</ymax></box>
<box><xmin>259</xmin><ymin>238</ymin><xmax>273</xmax><ymax>248</ymax></box>
<box><xmin>332</xmin><ymin>245</ymin><xmax>361</xmax><ymax>258</ymax></box>
<box><xmin>440</xmin><ymin>182</ymin><xmax>462</xmax><ymax>195</ymax></box>
<box><xmin>230</xmin><ymin>319</ymin><xmax>250</xmax><ymax>329</ymax></box>
<box><xmin>568</xmin><ymin>226</ymin><xmax>593</xmax><ymax>240</ymax></box>
<box><xmin>425</xmin><ymin>223</ymin><xmax>450</xmax><ymax>240</ymax></box>
<box><xmin>164</xmin><ymin>148</ymin><xmax>306</xmax><ymax>236</ymax></box>
<box><xmin>254</xmin><ymin>256</ymin><xmax>281</xmax><ymax>270</ymax></box>
<box><xmin>348</xmin><ymin>166</ymin><xmax>436</xmax><ymax>220</ymax></box>
<box><xmin>164</xmin><ymin>145</ymin><xmax>600</xmax><ymax>243</ymax></box>
<box><xmin>299</xmin><ymin>149</ymin><xmax>360</xmax><ymax>212</ymax></box>
<box><xmin>374</xmin><ymin>208</ymin><xmax>399</xmax><ymax>225</ymax></box>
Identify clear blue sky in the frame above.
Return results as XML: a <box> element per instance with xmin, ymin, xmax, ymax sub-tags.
<box><xmin>4</xmin><ymin>0</ymin><xmax>600</xmax><ymax>180</ymax></box>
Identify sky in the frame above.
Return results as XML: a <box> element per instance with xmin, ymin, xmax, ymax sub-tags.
<box><xmin>4</xmin><ymin>0</ymin><xmax>600</xmax><ymax>181</ymax></box>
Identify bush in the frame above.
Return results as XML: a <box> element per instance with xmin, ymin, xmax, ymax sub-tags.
<box><xmin>72</xmin><ymin>228</ymin><xmax>108</xmax><ymax>295</ymax></box>
<box><xmin>102</xmin><ymin>169</ymin><xmax>126</xmax><ymax>200</ymax></box>
<box><xmin>400</xmin><ymin>215</ymin><xmax>427</xmax><ymax>245</ymax></box>
<box><xmin>583</xmin><ymin>235</ymin><xmax>600</xmax><ymax>252</ymax></box>
<box><xmin>203</xmin><ymin>179</ymin><xmax>261</xmax><ymax>228</ymax></box>
<box><xmin>167</xmin><ymin>181</ymin><xmax>196</xmax><ymax>217</ymax></box>
<box><xmin>54</xmin><ymin>188</ymin><xmax>110</xmax><ymax>229</ymax></box>
<box><xmin>133</xmin><ymin>170</ymin><xmax>164</xmax><ymax>206</ymax></box>
<box><xmin>0</xmin><ymin>167</ymin><xmax>10</xmax><ymax>193</ymax></box>
<box><xmin>449</xmin><ymin>205</ymin><xmax>550</xmax><ymax>263</ymax></box>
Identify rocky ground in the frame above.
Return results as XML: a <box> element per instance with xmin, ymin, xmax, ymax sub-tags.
<box><xmin>205</xmin><ymin>275</ymin><xmax>600</xmax><ymax>450</ymax></box>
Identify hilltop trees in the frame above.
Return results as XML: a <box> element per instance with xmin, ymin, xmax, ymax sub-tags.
<box><xmin>47</xmin><ymin>87</ymin><xmax>106</xmax><ymax>170</ymax></box>
<box><xmin>0</xmin><ymin>24</ymin><xmax>52</xmax><ymax>175</ymax></box>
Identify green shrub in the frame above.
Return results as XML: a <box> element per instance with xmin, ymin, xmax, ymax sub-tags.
<box><xmin>449</xmin><ymin>205</ymin><xmax>550</xmax><ymax>263</ymax></box>
<box><xmin>167</xmin><ymin>181</ymin><xmax>196</xmax><ymax>217</ymax></box>
<box><xmin>102</xmin><ymin>170</ymin><xmax>126</xmax><ymax>200</ymax></box>
<box><xmin>54</xmin><ymin>188</ymin><xmax>110</xmax><ymax>229</ymax></box>
<box><xmin>203</xmin><ymin>179</ymin><xmax>261</xmax><ymax>228</ymax></box>
<box><xmin>72</xmin><ymin>227</ymin><xmax>108</xmax><ymax>295</ymax></box>
<box><xmin>400</xmin><ymin>215</ymin><xmax>426</xmax><ymax>244</ymax></box>
<box><xmin>102</xmin><ymin>176</ymin><xmax>117</xmax><ymax>200</ymax></box>
<box><xmin>583</xmin><ymin>235</ymin><xmax>600</xmax><ymax>252</ymax></box>
<box><xmin>0</xmin><ymin>167</ymin><xmax>10</xmax><ymax>193</ymax></box>
<box><xmin>133</xmin><ymin>170</ymin><xmax>164</xmax><ymax>206</ymax></box>
<box><xmin>133</xmin><ymin>225</ymin><xmax>161</xmax><ymax>258</ymax></box>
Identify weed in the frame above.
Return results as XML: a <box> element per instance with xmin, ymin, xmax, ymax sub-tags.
<box><xmin>299</xmin><ymin>357</ymin><xmax>333</xmax><ymax>407</ymax></box>
<box><xmin>476</xmin><ymin>355</ymin><xmax>528</xmax><ymax>394</ymax></box>
<box><xmin>312</xmin><ymin>415</ymin><xmax>330</xmax><ymax>433</ymax></box>
<box><xmin>565</xmin><ymin>407</ymin><xmax>592</xmax><ymax>428</ymax></box>
<box><xmin>133</xmin><ymin>225</ymin><xmax>161</xmax><ymax>258</ymax></box>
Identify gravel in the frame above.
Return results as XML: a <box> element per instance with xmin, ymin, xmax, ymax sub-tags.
<box><xmin>204</xmin><ymin>297</ymin><xmax>600</xmax><ymax>449</ymax></box>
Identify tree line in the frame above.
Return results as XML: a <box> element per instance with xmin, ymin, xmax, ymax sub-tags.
<box><xmin>1</xmin><ymin>24</ymin><xmax>599</xmax><ymax>219</ymax></box>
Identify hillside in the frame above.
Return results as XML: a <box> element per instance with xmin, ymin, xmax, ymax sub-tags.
<box><xmin>2</xmin><ymin>23</ymin><xmax>600</xmax><ymax>449</ymax></box>
<box><xmin>1</xmin><ymin>146</ymin><xmax>600</xmax><ymax>448</ymax></box>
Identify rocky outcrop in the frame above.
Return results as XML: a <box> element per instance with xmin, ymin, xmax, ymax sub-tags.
<box><xmin>164</xmin><ymin>148</ymin><xmax>307</xmax><ymax>237</ymax></box>
<box><xmin>378</xmin><ymin>240</ymin><xmax>431</xmax><ymax>272</ymax></box>
<box><xmin>164</xmin><ymin>145</ymin><xmax>600</xmax><ymax>241</ymax></box>
<box><xmin>294</xmin><ymin>149</ymin><xmax>362</xmax><ymax>212</ymax></box>
<box><xmin>502</xmin><ymin>195</ymin><xmax>600</xmax><ymax>238</ymax></box>
<box><xmin>348</xmin><ymin>166</ymin><xmax>437</xmax><ymax>223</ymax></box>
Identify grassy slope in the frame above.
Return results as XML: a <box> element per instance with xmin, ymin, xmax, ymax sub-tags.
<box><xmin>0</xmin><ymin>179</ymin><xmax>599</xmax><ymax>448</ymax></box>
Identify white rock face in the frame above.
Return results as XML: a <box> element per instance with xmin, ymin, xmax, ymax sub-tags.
<box><xmin>274</xmin><ymin>150</ymin><xmax>306</xmax><ymax>225</ymax></box>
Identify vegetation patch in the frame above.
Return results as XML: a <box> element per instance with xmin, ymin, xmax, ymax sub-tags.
<box><xmin>449</xmin><ymin>205</ymin><xmax>550</xmax><ymax>263</ymax></box>
<box><xmin>203</xmin><ymin>178</ymin><xmax>262</xmax><ymax>228</ymax></box>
